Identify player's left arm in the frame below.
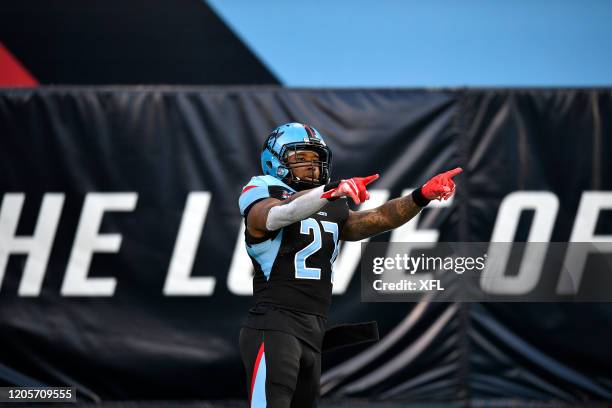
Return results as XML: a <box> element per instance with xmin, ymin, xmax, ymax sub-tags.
<box><xmin>340</xmin><ymin>167</ymin><xmax>463</xmax><ymax>241</ymax></box>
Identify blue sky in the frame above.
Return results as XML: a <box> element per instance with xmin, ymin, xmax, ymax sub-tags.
<box><xmin>207</xmin><ymin>0</ymin><xmax>612</xmax><ymax>87</ymax></box>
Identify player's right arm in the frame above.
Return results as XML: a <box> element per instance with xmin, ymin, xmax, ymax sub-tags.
<box><xmin>241</xmin><ymin>175</ymin><xmax>379</xmax><ymax>239</ymax></box>
<box><xmin>242</xmin><ymin>181</ymin><xmax>340</xmax><ymax>239</ymax></box>
<box><xmin>246</xmin><ymin>190</ymin><xmax>312</xmax><ymax>238</ymax></box>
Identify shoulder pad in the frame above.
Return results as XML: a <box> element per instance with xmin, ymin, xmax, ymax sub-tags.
<box><xmin>238</xmin><ymin>176</ymin><xmax>295</xmax><ymax>216</ymax></box>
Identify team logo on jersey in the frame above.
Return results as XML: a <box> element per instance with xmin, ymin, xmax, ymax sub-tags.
<box><xmin>281</xmin><ymin>190</ymin><xmax>294</xmax><ymax>199</ymax></box>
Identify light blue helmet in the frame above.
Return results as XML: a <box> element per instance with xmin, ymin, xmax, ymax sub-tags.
<box><xmin>261</xmin><ymin>123</ymin><xmax>332</xmax><ymax>190</ymax></box>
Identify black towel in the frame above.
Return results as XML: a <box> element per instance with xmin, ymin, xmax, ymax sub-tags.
<box><xmin>322</xmin><ymin>321</ymin><xmax>379</xmax><ymax>352</ymax></box>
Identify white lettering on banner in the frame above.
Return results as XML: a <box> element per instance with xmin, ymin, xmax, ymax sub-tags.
<box><xmin>164</xmin><ymin>192</ymin><xmax>216</xmax><ymax>296</ymax></box>
<box><xmin>0</xmin><ymin>193</ymin><xmax>64</xmax><ymax>296</ymax></box>
<box><xmin>61</xmin><ymin>193</ymin><xmax>137</xmax><ymax>296</ymax></box>
<box><xmin>0</xmin><ymin>190</ymin><xmax>610</xmax><ymax>297</ymax></box>
<box><xmin>227</xmin><ymin>223</ymin><xmax>253</xmax><ymax>295</ymax></box>
<box><xmin>557</xmin><ymin>192</ymin><xmax>612</xmax><ymax>294</ymax></box>
<box><xmin>481</xmin><ymin>192</ymin><xmax>558</xmax><ymax>295</ymax></box>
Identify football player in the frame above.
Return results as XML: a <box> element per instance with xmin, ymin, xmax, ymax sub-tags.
<box><xmin>238</xmin><ymin>123</ymin><xmax>462</xmax><ymax>408</ymax></box>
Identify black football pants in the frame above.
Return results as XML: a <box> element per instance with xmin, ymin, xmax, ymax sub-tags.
<box><xmin>239</xmin><ymin>327</ymin><xmax>321</xmax><ymax>408</ymax></box>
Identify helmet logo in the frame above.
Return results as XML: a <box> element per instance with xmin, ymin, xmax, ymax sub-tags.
<box><xmin>265</xmin><ymin>129</ymin><xmax>284</xmax><ymax>151</ymax></box>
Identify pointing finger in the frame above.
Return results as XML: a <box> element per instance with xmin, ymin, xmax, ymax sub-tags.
<box><xmin>361</xmin><ymin>174</ymin><xmax>380</xmax><ymax>186</ymax></box>
<box><xmin>443</xmin><ymin>167</ymin><xmax>463</xmax><ymax>178</ymax></box>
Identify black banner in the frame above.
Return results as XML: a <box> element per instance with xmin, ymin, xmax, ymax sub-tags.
<box><xmin>0</xmin><ymin>87</ymin><xmax>611</xmax><ymax>403</ymax></box>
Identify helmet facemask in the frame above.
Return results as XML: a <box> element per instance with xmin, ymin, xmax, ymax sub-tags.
<box><xmin>278</xmin><ymin>143</ymin><xmax>331</xmax><ymax>191</ymax></box>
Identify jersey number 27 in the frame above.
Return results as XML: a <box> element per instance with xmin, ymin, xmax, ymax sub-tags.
<box><xmin>294</xmin><ymin>218</ymin><xmax>339</xmax><ymax>281</ymax></box>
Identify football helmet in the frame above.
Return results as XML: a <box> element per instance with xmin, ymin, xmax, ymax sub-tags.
<box><xmin>261</xmin><ymin>123</ymin><xmax>332</xmax><ymax>190</ymax></box>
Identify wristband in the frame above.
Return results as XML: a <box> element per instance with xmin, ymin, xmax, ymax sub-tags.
<box><xmin>411</xmin><ymin>187</ymin><xmax>431</xmax><ymax>208</ymax></box>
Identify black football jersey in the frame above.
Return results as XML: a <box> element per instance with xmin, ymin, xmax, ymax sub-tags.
<box><xmin>239</xmin><ymin>175</ymin><xmax>349</xmax><ymax>318</ymax></box>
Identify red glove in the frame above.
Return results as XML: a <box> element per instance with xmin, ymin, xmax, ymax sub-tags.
<box><xmin>321</xmin><ymin>174</ymin><xmax>379</xmax><ymax>205</ymax></box>
<box><xmin>421</xmin><ymin>167</ymin><xmax>463</xmax><ymax>201</ymax></box>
